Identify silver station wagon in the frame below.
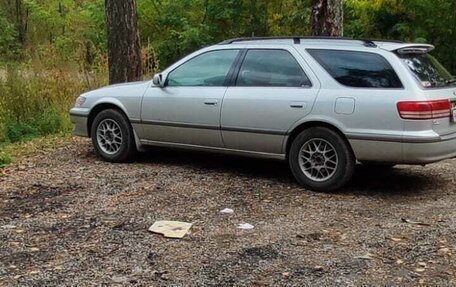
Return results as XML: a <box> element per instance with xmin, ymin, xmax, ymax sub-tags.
<box><xmin>70</xmin><ymin>37</ymin><xmax>456</xmax><ymax>191</ymax></box>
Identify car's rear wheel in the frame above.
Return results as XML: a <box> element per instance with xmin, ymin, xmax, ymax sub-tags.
<box><xmin>289</xmin><ymin>127</ymin><xmax>355</xmax><ymax>192</ymax></box>
<box><xmin>91</xmin><ymin>109</ymin><xmax>136</xmax><ymax>162</ymax></box>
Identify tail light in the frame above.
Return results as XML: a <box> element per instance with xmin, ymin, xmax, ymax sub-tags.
<box><xmin>397</xmin><ymin>100</ymin><xmax>451</xmax><ymax>120</ymax></box>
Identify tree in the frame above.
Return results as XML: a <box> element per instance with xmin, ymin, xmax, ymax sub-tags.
<box><xmin>15</xmin><ymin>0</ymin><xmax>28</xmax><ymax>46</ymax></box>
<box><xmin>105</xmin><ymin>0</ymin><xmax>142</xmax><ymax>84</ymax></box>
<box><xmin>311</xmin><ymin>0</ymin><xmax>343</xmax><ymax>37</ymax></box>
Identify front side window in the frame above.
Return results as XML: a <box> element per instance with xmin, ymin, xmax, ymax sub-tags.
<box><xmin>307</xmin><ymin>49</ymin><xmax>403</xmax><ymax>88</ymax></box>
<box><xmin>167</xmin><ymin>50</ymin><xmax>239</xmax><ymax>87</ymax></box>
<box><xmin>398</xmin><ymin>53</ymin><xmax>456</xmax><ymax>88</ymax></box>
<box><xmin>236</xmin><ymin>50</ymin><xmax>312</xmax><ymax>87</ymax></box>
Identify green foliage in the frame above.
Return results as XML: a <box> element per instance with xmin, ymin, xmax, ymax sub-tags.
<box><xmin>0</xmin><ymin>0</ymin><xmax>454</xmax><ymax>72</ymax></box>
<box><xmin>344</xmin><ymin>0</ymin><xmax>456</xmax><ymax>73</ymax></box>
<box><xmin>3</xmin><ymin>109</ymin><xmax>67</xmax><ymax>143</ymax></box>
<box><xmin>0</xmin><ymin>0</ymin><xmax>455</xmax><ymax>154</ymax></box>
<box><xmin>4</xmin><ymin>120</ymin><xmax>40</xmax><ymax>143</ymax></box>
<box><xmin>0</xmin><ymin>15</ymin><xmax>21</xmax><ymax>60</ymax></box>
<box><xmin>0</xmin><ymin>62</ymin><xmax>106</xmax><ymax>145</ymax></box>
<box><xmin>0</xmin><ymin>151</ymin><xmax>12</xmax><ymax>167</ymax></box>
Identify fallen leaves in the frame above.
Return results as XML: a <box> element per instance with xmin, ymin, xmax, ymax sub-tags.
<box><xmin>1</xmin><ymin>224</ymin><xmax>17</xmax><ymax>229</ymax></box>
<box><xmin>1</xmin><ymin>138</ymin><xmax>456</xmax><ymax>286</ymax></box>
<box><xmin>355</xmin><ymin>253</ymin><xmax>375</xmax><ymax>260</ymax></box>
<box><xmin>388</xmin><ymin>237</ymin><xmax>403</xmax><ymax>242</ymax></box>
<box><xmin>437</xmin><ymin>247</ymin><xmax>452</xmax><ymax>257</ymax></box>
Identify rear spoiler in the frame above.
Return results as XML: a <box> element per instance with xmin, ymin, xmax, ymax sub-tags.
<box><xmin>396</xmin><ymin>44</ymin><xmax>435</xmax><ymax>54</ymax></box>
<box><xmin>377</xmin><ymin>43</ymin><xmax>435</xmax><ymax>54</ymax></box>
<box><xmin>394</xmin><ymin>44</ymin><xmax>435</xmax><ymax>54</ymax></box>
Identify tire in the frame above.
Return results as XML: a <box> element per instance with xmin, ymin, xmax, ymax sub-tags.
<box><xmin>90</xmin><ymin>109</ymin><xmax>136</xmax><ymax>163</ymax></box>
<box><xmin>289</xmin><ymin>127</ymin><xmax>355</xmax><ymax>192</ymax></box>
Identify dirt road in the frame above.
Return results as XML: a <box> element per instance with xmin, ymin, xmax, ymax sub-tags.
<box><xmin>0</xmin><ymin>138</ymin><xmax>455</xmax><ymax>286</ymax></box>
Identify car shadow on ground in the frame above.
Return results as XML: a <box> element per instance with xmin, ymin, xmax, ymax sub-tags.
<box><xmin>342</xmin><ymin>166</ymin><xmax>441</xmax><ymax>196</ymax></box>
<box><xmin>131</xmin><ymin>147</ymin><xmax>444</xmax><ymax>196</ymax></box>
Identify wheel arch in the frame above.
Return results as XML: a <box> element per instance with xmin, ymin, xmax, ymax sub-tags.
<box><xmin>87</xmin><ymin>102</ymin><xmax>130</xmax><ymax>138</ymax></box>
<box><xmin>284</xmin><ymin>120</ymin><xmax>354</xmax><ymax>159</ymax></box>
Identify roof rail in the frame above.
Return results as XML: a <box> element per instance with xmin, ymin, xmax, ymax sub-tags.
<box><xmin>219</xmin><ymin>36</ymin><xmax>404</xmax><ymax>48</ymax></box>
<box><xmin>219</xmin><ymin>36</ymin><xmax>352</xmax><ymax>45</ymax></box>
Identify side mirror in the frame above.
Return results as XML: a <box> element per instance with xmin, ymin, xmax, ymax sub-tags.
<box><xmin>152</xmin><ymin>73</ymin><xmax>165</xmax><ymax>88</ymax></box>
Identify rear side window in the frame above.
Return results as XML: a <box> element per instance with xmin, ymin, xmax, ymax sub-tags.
<box><xmin>236</xmin><ymin>50</ymin><xmax>312</xmax><ymax>87</ymax></box>
<box><xmin>307</xmin><ymin>49</ymin><xmax>403</xmax><ymax>88</ymax></box>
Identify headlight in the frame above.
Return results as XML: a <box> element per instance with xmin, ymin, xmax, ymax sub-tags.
<box><xmin>74</xmin><ymin>96</ymin><xmax>86</xmax><ymax>108</ymax></box>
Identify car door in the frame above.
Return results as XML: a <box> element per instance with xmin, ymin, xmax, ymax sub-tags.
<box><xmin>141</xmin><ymin>49</ymin><xmax>240</xmax><ymax>147</ymax></box>
<box><xmin>221</xmin><ymin>48</ymin><xmax>320</xmax><ymax>154</ymax></box>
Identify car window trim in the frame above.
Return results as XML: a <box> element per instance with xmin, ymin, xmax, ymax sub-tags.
<box><xmin>306</xmin><ymin>48</ymin><xmax>405</xmax><ymax>90</ymax></box>
<box><xmin>233</xmin><ymin>48</ymin><xmax>313</xmax><ymax>88</ymax></box>
<box><xmin>225</xmin><ymin>50</ymin><xmax>247</xmax><ymax>86</ymax></box>
<box><xmin>165</xmin><ymin>49</ymin><xmax>242</xmax><ymax>87</ymax></box>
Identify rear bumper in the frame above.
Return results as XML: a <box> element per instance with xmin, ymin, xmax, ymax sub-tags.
<box><xmin>70</xmin><ymin>108</ymin><xmax>89</xmax><ymax>137</ymax></box>
<box><xmin>349</xmin><ymin>132</ymin><xmax>456</xmax><ymax>164</ymax></box>
<box><xmin>402</xmin><ymin>135</ymin><xmax>456</xmax><ymax>164</ymax></box>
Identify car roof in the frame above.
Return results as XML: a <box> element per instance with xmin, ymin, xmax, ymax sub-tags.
<box><xmin>217</xmin><ymin>37</ymin><xmax>435</xmax><ymax>52</ymax></box>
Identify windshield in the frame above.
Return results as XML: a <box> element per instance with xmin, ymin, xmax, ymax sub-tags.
<box><xmin>399</xmin><ymin>53</ymin><xmax>456</xmax><ymax>88</ymax></box>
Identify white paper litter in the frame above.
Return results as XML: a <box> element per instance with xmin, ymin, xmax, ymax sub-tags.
<box><xmin>237</xmin><ymin>223</ymin><xmax>254</xmax><ymax>230</ymax></box>
<box><xmin>148</xmin><ymin>221</ymin><xmax>193</xmax><ymax>239</ymax></box>
<box><xmin>220</xmin><ymin>208</ymin><xmax>234</xmax><ymax>214</ymax></box>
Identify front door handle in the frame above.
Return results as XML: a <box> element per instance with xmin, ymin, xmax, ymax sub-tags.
<box><xmin>204</xmin><ymin>99</ymin><xmax>218</xmax><ymax>106</ymax></box>
<box><xmin>290</xmin><ymin>102</ymin><xmax>306</xmax><ymax>109</ymax></box>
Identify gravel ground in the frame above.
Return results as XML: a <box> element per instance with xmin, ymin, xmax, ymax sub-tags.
<box><xmin>0</xmin><ymin>137</ymin><xmax>455</xmax><ymax>286</ymax></box>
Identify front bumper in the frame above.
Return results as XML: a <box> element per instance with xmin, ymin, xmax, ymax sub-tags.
<box><xmin>70</xmin><ymin>108</ymin><xmax>90</xmax><ymax>137</ymax></box>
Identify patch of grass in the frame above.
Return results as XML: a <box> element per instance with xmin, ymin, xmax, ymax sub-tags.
<box><xmin>0</xmin><ymin>151</ymin><xmax>12</xmax><ymax>167</ymax></box>
<box><xmin>4</xmin><ymin>120</ymin><xmax>40</xmax><ymax>143</ymax></box>
<box><xmin>2</xmin><ymin>109</ymin><xmax>71</xmax><ymax>143</ymax></box>
<box><xmin>0</xmin><ymin>133</ymin><xmax>73</xmax><ymax>169</ymax></box>
<box><xmin>0</xmin><ymin>61</ymin><xmax>107</xmax><ymax>168</ymax></box>
<box><xmin>0</xmin><ymin>58</ymin><xmax>107</xmax><ymax>168</ymax></box>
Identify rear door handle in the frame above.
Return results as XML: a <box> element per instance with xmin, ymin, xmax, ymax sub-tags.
<box><xmin>204</xmin><ymin>99</ymin><xmax>218</xmax><ymax>106</ymax></box>
<box><xmin>290</xmin><ymin>102</ymin><xmax>306</xmax><ymax>109</ymax></box>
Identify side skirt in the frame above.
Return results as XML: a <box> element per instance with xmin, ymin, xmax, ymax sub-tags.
<box><xmin>140</xmin><ymin>140</ymin><xmax>286</xmax><ymax>160</ymax></box>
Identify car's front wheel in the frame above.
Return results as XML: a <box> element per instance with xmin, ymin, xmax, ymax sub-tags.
<box><xmin>289</xmin><ymin>127</ymin><xmax>355</xmax><ymax>192</ymax></box>
<box><xmin>91</xmin><ymin>109</ymin><xmax>136</xmax><ymax>162</ymax></box>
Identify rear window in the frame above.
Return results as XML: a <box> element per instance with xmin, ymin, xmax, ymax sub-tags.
<box><xmin>307</xmin><ymin>49</ymin><xmax>403</xmax><ymax>88</ymax></box>
<box><xmin>398</xmin><ymin>53</ymin><xmax>456</xmax><ymax>89</ymax></box>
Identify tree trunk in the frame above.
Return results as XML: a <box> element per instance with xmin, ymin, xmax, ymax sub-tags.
<box><xmin>311</xmin><ymin>0</ymin><xmax>343</xmax><ymax>37</ymax></box>
<box><xmin>15</xmin><ymin>0</ymin><xmax>28</xmax><ymax>47</ymax></box>
<box><xmin>105</xmin><ymin>0</ymin><xmax>142</xmax><ymax>84</ymax></box>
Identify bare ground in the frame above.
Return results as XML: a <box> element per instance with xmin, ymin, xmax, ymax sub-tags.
<box><xmin>0</xmin><ymin>138</ymin><xmax>455</xmax><ymax>286</ymax></box>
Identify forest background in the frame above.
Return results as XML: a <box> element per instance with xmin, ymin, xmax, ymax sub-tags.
<box><xmin>0</xmin><ymin>0</ymin><xmax>455</xmax><ymax>165</ymax></box>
